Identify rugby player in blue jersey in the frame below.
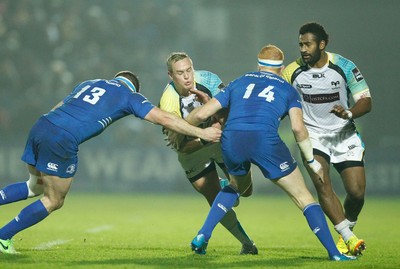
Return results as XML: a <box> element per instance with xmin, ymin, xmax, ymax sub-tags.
<box><xmin>282</xmin><ymin>22</ymin><xmax>370</xmax><ymax>256</ymax></box>
<box><xmin>0</xmin><ymin>71</ymin><xmax>221</xmax><ymax>254</ymax></box>
<box><xmin>186</xmin><ymin>45</ymin><xmax>355</xmax><ymax>261</ymax></box>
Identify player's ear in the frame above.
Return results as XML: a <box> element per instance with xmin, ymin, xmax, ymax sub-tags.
<box><xmin>319</xmin><ymin>40</ymin><xmax>326</xmax><ymax>50</ymax></box>
<box><xmin>278</xmin><ymin>65</ymin><xmax>285</xmax><ymax>75</ymax></box>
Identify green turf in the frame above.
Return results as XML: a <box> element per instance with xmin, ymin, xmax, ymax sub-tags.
<box><xmin>1</xmin><ymin>193</ymin><xmax>399</xmax><ymax>268</ymax></box>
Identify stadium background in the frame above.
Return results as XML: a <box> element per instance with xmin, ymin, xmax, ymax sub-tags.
<box><xmin>0</xmin><ymin>0</ymin><xmax>398</xmax><ymax>196</ymax></box>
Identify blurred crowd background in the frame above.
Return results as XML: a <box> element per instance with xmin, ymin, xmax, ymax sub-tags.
<box><xmin>0</xmin><ymin>0</ymin><xmax>398</xmax><ymax>195</ymax></box>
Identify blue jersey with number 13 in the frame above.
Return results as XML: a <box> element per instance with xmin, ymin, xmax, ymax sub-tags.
<box><xmin>45</xmin><ymin>79</ymin><xmax>154</xmax><ymax>144</ymax></box>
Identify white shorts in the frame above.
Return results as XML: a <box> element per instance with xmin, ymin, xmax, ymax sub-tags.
<box><xmin>308</xmin><ymin>128</ymin><xmax>365</xmax><ymax>164</ymax></box>
<box><xmin>178</xmin><ymin>142</ymin><xmax>224</xmax><ymax>180</ymax></box>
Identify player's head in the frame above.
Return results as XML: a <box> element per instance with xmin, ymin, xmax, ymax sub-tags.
<box><xmin>257</xmin><ymin>44</ymin><xmax>284</xmax><ymax>75</ymax></box>
<box><xmin>166</xmin><ymin>52</ymin><xmax>195</xmax><ymax>96</ymax></box>
<box><xmin>298</xmin><ymin>22</ymin><xmax>329</xmax><ymax>66</ymax></box>
<box><xmin>114</xmin><ymin>71</ymin><xmax>140</xmax><ymax>93</ymax></box>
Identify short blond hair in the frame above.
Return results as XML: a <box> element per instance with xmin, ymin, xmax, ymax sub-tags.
<box><xmin>166</xmin><ymin>52</ymin><xmax>192</xmax><ymax>73</ymax></box>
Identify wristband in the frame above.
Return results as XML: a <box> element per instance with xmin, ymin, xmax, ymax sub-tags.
<box><xmin>306</xmin><ymin>158</ymin><xmax>315</xmax><ymax>164</ymax></box>
<box><xmin>346</xmin><ymin>110</ymin><xmax>353</xmax><ymax>119</ymax></box>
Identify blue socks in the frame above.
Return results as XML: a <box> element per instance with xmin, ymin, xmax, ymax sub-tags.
<box><xmin>198</xmin><ymin>185</ymin><xmax>240</xmax><ymax>241</ymax></box>
<box><xmin>303</xmin><ymin>203</ymin><xmax>341</xmax><ymax>257</ymax></box>
<box><xmin>0</xmin><ymin>182</ymin><xmax>29</xmax><ymax>205</ymax></box>
<box><xmin>0</xmin><ymin>200</ymin><xmax>49</xmax><ymax>240</ymax></box>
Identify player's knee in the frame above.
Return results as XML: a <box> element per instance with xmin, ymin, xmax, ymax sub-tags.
<box><xmin>26</xmin><ymin>174</ymin><xmax>44</xmax><ymax>198</ymax></box>
<box><xmin>348</xmin><ymin>191</ymin><xmax>365</xmax><ymax>203</ymax></box>
<box><xmin>41</xmin><ymin>197</ymin><xmax>65</xmax><ymax>213</ymax></box>
<box><xmin>53</xmin><ymin>199</ymin><xmax>65</xmax><ymax>211</ymax></box>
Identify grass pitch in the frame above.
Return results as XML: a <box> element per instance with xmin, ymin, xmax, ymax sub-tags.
<box><xmin>1</xmin><ymin>193</ymin><xmax>399</xmax><ymax>268</ymax></box>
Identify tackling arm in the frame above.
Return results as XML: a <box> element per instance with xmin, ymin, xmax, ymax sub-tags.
<box><xmin>144</xmin><ymin>107</ymin><xmax>221</xmax><ymax>143</ymax></box>
<box><xmin>185</xmin><ymin>98</ymin><xmax>223</xmax><ymax>126</ymax></box>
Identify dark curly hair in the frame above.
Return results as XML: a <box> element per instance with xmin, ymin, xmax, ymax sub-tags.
<box><xmin>299</xmin><ymin>22</ymin><xmax>329</xmax><ymax>46</ymax></box>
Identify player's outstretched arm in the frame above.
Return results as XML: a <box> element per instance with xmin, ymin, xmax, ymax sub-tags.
<box><xmin>289</xmin><ymin>107</ymin><xmax>324</xmax><ymax>183</ymax></box>
<box><xmin>145</xmin><ymin>107</ymin><xmax>221</xmax><ymax>143</ymax></box>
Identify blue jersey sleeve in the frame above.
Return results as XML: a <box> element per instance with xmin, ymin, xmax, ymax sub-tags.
<box><xmin>127</xmin><ymin>93</ymin><xmax>154</xmax><ymax>119</ymax></box>
<box><xmin>286</xmin><ymin>83</ymin><xmax>302</xmax><ymax>110</ymax></box>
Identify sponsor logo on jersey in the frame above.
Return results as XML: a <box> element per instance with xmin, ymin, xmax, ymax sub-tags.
<box><xmin>47</xmin><ymin>162</ymin><xmax>59</xmax><ymax>172</ymax></box>
<box><xmin>302</xmin><ymin>92</ymin><xmax>340</xmax><ymax>104</ymax></box>
<box><xmin>331</xmin><ymin>81</ymin><xmax>340</xmax><ymax>87</ymax></box>
<box><xmin>280</xmin><ymin>161</ymin><xmax>289</xmax><ymax>171</ymax></box>
<box><xmin>352</xmin><ymin>68</ymin><xmax>364</xmax><ymax>82</ymax></box>
<box><xmin>312</xmin><ymin>73</ymin><xmax>325</xmax><ymax>78</ymax></box>
<box><xmin>298</xmin><ymin>84</ymin><xmax>312</xmax><ymax>89</ymax></box>
<box><xmin>66</xmin><ymin>164</ymin><xmax>76</xmax><ymax>174</ymax></box>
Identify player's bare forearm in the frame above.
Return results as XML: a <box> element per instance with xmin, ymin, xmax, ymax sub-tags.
<box><xmin>186</xmin><ymin>98</ymin><xmax>222</xmax><ymax>127</ymax></box>
<box><xmin>330</xmin><ymin>97</ymin><xmax>372</xmax><ymax>119</ymax></box>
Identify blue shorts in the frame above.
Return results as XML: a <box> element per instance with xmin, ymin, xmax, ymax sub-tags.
<box><xmin>21</xmin><ymin>116</ymin><xmax>78</xmax><ymax>178</ymax></box>
<box><xmin>221</xmin><ymin>130</ymin><xmax>297</xmax><ymax>180</ymax></box>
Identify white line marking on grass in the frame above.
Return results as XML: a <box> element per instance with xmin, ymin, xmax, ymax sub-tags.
<box><xmin>85</xmin><ymin>225</ymin><xmax>114</xmax><ymax>233</ymax></box>
<box><xmin>33</xmin><ymin>239</ymin><xmax>73</xmax><ymax>250</ymax></box>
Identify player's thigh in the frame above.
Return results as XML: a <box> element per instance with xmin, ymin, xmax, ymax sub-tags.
<box><xmin>340</xmin><ymin>166</ymin><xmax>366</xmax><ymax>198</ymax></box>
<box><xmin>27</xmin><ymin>164</ymin><xmax>41</xmax><ymax>176</ymax></box>
<box><xmin>40</xmin><ymin>173</ymin><xmax>73</xmax><ymax>211</ymax></box>
<box><xmin>273</xmin><ymin>167</ymin><xmax>315</xmax><ymax>210</ymax></box>
<box><xmin>312</xmin><ymin>154</ymin><xmax>333</xmax><ymax>184</ymax></box>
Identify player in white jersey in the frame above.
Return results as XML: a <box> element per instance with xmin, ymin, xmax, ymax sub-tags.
<box><xmin>282</xmin><ymin>22</ymin><xmax>372</xmax><ymax>256</ymax></box>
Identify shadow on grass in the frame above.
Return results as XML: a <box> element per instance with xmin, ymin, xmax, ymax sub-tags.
<box><xmin>66</xmin><ymin>256</ymin><xmax>325</xmax><ymax>268</ymax></box>
<box><xmin>0</xmin><ymin>246</ymin><xmax>329</xmax><ymax>268</ymax></box>
<box><xmin>63</xmin><ymin>247</ymin><xmax>327</xmax><ymax>268</ymax></box>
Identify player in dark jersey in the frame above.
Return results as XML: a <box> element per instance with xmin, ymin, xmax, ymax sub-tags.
<box><xmin>0</xmin><ymin>71</ymin><xmax>221</xmax><ymax>254</ymax></box>
<box><xmin>186</xmin><ymin>45</ymin><xmax>355</xmax><ymax>261</ymax></box>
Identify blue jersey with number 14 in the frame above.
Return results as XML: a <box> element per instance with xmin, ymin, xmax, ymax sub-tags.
<box><xmin>215</xmin><ymin>71</ymin><xmax>302</xmax><ymax>135</ymax></box>
<box><xmin>45</xmin><ymin>79</ymin><xmax>154</xmax><ymax>144</ymax></box>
